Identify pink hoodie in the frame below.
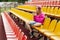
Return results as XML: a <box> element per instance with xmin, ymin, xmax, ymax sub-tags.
<box><xmin>34</xmin><ymin>12</ymin><xmax>45</xmax><ymax>24</ymax></box>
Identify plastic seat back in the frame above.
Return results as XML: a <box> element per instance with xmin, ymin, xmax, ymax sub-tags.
<box><xmin>14</xmin><ymin>26</ymin><xmax>20</xmax><ymax>37</ymax></box>
<box><xmin>48</xmin><ymin>19</ymin><xmax>57</xmax><ymax>31</ymax></box>
<box><xmin>54</xmin><ymin>21</ymin><xmax>60</xmax><ymax>33</ymax></box>
<box><xmin>19</xmin><ymin>32</ymin><xmax>24</xmax><ymax>40</ymax></box>
<box><xmin>50</xmin><ymin>7</ymin><xmax>54</xmax><ymax>14</ymax></box>
<box><xmin>53</xmin><ymin>7</ymin><xmax>58</xmax><ymax>15</ymax></box>
<box><xmin>42</xmin><ymin>17</ymin><xmax>51</xmax><ymax>29</ymax></box>
<box><xmin>47</xmin><ymin>7</ymin><xmax>51</xmax><ymax>13</ymax></box>
<box><xmin>57</xmin><ymin>8</ymin><xmax>60</xmax><ymax>15</ymax></box>
<box><xmin>41</xmin><ymin>7</ymin><xmax>44</xmax><ymax>12</ymax></box>
<box><xmin>44</xmin><ymin>7</ymin><xmax>47</xmax><ymax>12</ymax></box>
<box><xmin>42</xmin><ymin>7</ymin><xmax>47</xmax><ymax>12</ymax></box>
<box><xmin>22</xmin><ymin>35</ymin><xmax>27</xmax><ymax>40</ymax></box>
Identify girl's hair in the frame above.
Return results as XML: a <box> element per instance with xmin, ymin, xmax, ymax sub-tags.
<box><xmin>37</xmin><ymin>7</ymin><xmax>41</xmax><ymax>10</ymax></box>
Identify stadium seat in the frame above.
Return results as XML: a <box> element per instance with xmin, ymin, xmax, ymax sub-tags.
<box><xmin>46</xmin><ymin>6</ymin><xmax>51</xmax><ymax>13</ymax></box>
<box><xmin>53</xmin><ymin>7</ymin><xmax>58</xmax><ymax>15</ymax></box>
<box><xmin>22</xmin><ymin>35</ymin><xmax>27</xmax><ymax>40</ymax></box>
<box><xmin>57</xmin><ymin>8</ymin><xmax>60</xmax><ymax>15</ymax></box>
<box><xmin>43</xmin><ymin>7</ymin><xmax>47</xmax><ymax>12</ymax></box>
<box><xmin>18</xmin><ymin>32</ymin><xmax>24</xmax><ymax>40</ymax></box>
<box><xmin>50</xmin><ymin>7</ymin><xmax>54</xmax><ymax>14</ymax></box>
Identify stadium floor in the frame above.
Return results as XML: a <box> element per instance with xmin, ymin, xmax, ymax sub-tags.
<box><xmin>0</xmin><ymin>16</ymin><xmax>7</xmax><ymax>40</ymax></box>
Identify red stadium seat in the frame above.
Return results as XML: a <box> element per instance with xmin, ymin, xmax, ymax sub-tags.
<box><xmin>22</xmin><ymin>35</ymin><xmax>27</xmax><ymax>40</ymax></box>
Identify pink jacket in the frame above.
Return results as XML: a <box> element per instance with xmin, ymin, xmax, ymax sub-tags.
<box><xmin>34</xmin><ymin>12</ymin><xmax>45</xmax><ymax>24</ymax></box>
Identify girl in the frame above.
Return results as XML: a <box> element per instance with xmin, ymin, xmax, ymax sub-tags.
<box><xmin>25</xmin><ymin>6</ymin><xmax>45</xmax><ymax>38</ymax></box>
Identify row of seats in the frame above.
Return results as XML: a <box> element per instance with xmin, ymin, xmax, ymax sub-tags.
<box><xmin>25</xmin><ymin>1</ymin><xmax>60</xmax><ymax>6</ymax></box>
<box><xmin>16</xmin><ymin>5</ymin><xmax>60</xmax><ymax>18</ymax></box>
<box><xmin>16</xmin><ymin>5</ymin><xmax>36</xmax><ymax>12</ymax></box>
<box><xmin>9</xmin><ymin>7</ymin><xmax>60</xmax><ymax>40</ymax></box>
<box><xmin>1</xmin><ymin>12</ymin><xmax>27</xmax><ymax>40</ymax></box>
<box><xmin>32</xmin><ymin>17</ymin><xmax>60</xmax><ymax>40</ymax></box>
<box><xmin>9</xmin><ymin>8</ymin><xmax>34</xmax><ymax>23</ymax></box>
<box><xmin>42</xmin><ymin>6</ymin><xmax>60</xmax><ymax>16</ymax></box>
<box><xmin>16</xmin><ymin>5</ymin><xmax>60</xmax><ymax>16</ymax></box>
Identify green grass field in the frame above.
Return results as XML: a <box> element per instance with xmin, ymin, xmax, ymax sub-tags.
<box><xmin>0</xmin><ymin>7</ymin><xmax>11</xmax><ymax>15</ymax></box>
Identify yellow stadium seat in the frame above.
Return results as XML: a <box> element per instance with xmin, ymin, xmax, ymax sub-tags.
<box><xmin>44</xmin><ymin>7</ymin><xmax>47</xmax><ymax>12</ymax></box>
<box><xmin>46</xmin><ymin>6</ymin><xmax>51</xmax><ymax>13</ymax></box>
<box><xmin>57</xmin><ymin>8</ymin><xmax>60</xmax><ymax>15</ymax></box>
<box><xmin>53</xmin><ymin>7</ymin><xmax>58</xmax><ymax>15</ymax></box>
<box><xmin>53</xmin><ymin>21</ymin><xmax>60</xmax><ymax>35</ymax></box>
<box><xmin>50</xmin><ymin>7</ymin><xmax>54</xmax><ymax>14</ymax></box>
<box><xmin>41</xmin><ymin>17</ymin><xmax>51</xmax><ymax>29</ymax></box>
<box><xmin>41</xmin><ymin>7</ymin><xmax>44</xmax><ymax>12</ymax></box>
<box><xmin>41</xmin><ymin>7</ymin><xmax>47</xmax><ymax>13</ymax></box>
